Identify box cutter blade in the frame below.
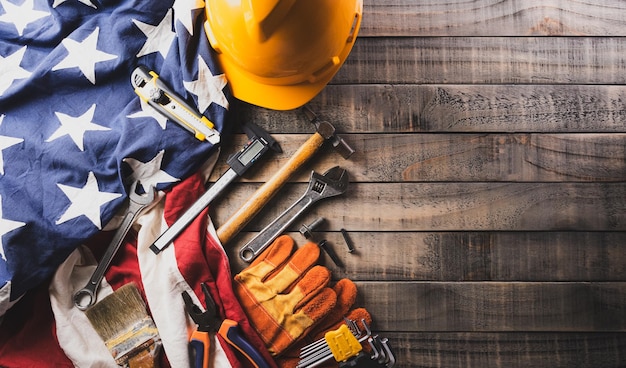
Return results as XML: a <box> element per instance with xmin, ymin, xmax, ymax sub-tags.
<box><xmin>131</xmin><ymin>65</ymin><xmax>221</xmax><ymax>145</ymax></box>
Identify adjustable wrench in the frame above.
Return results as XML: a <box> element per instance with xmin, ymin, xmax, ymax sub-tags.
<box><xmin>239</xmin><ymin>166</ymin><xmax>349</xmax><ymax>262</ymax></box>
<box><xmin>74</xmin><ymin>181</ymin><xmax>157</xmax><ymax>310</ymax></box>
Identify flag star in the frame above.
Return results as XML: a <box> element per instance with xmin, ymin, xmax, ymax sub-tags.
<box><xmin>184</xmin><ymin>56</ymin><xmax>228</xmax><ymax>112</ymax></box>
<box><xmin>56</xmin><ymin>172</ymin><xmax>122</xmax><ymax>229</ymax></box>
<box><xmin>127</xmin><ymin>99</ymin><xmax>168</xmax><ymax>129</ymax></box>
<box><xmin>173</xmin><ymin>0</ymin><xmax>205</xmax><ymax>36</ymax></box>
<box><xmin>46</xmin><ymin>104</ymin><xmax>110</xmax><ymax>151</ymax></box>
<box><xmin>133</xmin><ymin>9</ymin><xmax>175</xmax><ymax>59</ymax></box>
<box><xmin>123</xmin><ymin>150</ymin><xmax>179</xmax><ymax>191</ymax></box>
<box><xmin>0</xmin><ymin>0</ymin><xmax>49</xmax><ymax>36</ymax></box>
<box><xmin>52</xmin><ymin>27</ymin><xmax>117</xmax><ymax>84</ymax></box>
<box><xmin>0</xmin><ymin>46</ymin><xmax>30</xmax><ymax>96</ymax></box>
<box><xmin>0</xmin><ymin>116</ymin><xmax>23</xmax><ymax>175</ymax></box>
<box><xmin>0</xmin><ymin>135</ymin><xmax>23</xmax><ymax>175</ymax></box>
<box><xmin>0</xmin><ymin>196</ymin><xmax>26</xmax><ymax>261</ymax></box>
<box><xmin>52</xmin><ymin>0</ymin><xmax>96</xmax><ymax>8</ymax></box>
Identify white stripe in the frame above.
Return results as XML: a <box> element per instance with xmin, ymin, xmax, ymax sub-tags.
<box><xmin>50</xmin><ymin>245</ymin><xmax>117</xmax><ymax>367</ymax></box>
<box><xmin>135</xmin><ymin>152</ymin><xmax>232</xmax><ymax>368</ymax></box>
<box><xmin>0</xmin><ymin>282</ymin><xmax>18</xmax><ymax>320</ymax></box>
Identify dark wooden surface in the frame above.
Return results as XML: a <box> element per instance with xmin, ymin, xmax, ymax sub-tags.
<box><xmin>210</xmin><ymin>1</ymin><xmax>626</xmax><ymax>367</ymax></box>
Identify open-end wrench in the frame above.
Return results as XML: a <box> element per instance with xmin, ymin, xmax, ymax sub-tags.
<box><xmin>74</xmin><ymin>181</ymin><xmax>157</xmax><ymax>310</ymax></box>
<box><xmin>239</xmin><ymin>166</ymin><xmax>349</xmax><ymax>262</ymax></box>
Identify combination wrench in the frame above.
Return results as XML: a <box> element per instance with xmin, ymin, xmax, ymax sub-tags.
<box><xmin>74</xmin><ymin>181</ymin><xmax>157</xmax><ymax>310</ymax></box>
<box><xmin>239</xmin><ymin>166</ymin><xmax>349</xmax><ymax>263</ymax></box>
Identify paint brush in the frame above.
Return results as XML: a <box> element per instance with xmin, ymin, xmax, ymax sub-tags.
<box><xmin>85</xmin><ymin>283</ymin><xmax>161</xmax><ymax>368</ymax></box>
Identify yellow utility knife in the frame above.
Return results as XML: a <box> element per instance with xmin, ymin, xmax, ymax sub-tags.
<box><xmin>131</xmin><ymin>65</ymin><xmax>221</xmax><ymax>144</ymax></box>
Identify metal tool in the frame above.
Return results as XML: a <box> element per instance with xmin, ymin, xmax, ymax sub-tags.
<box><xmin>182</xmin><ymin>283</ymin><xmax>271</xmax><ymax>368</ymax></box>
<box><xmin>150</xmin><ymin>122</ymin><xmax>280</xmax><ymax>254</ymax></box>
<box><xmin>297</xmin><ymin>319</ymin><xmax>368</xmax><ymax>368</ymax></box>
<box><xmin>318</xmin><ymin>239</ymin><xmax>344</xmax><ymax>268</ymax></box>
<box><xmin>131</xmin><ymin>65</ymin><xmax>221</xmax><ymax>144</ymax></box>
<box><xmin>341</xmin><ymin>228</ymin><xmax>355</xmax><ymax>253</ymax></box>
<box><xmin>74</xmin><ymin>181</ymin><xmax>157</xmax><ymax>310</ymax></box>
<box><xmin>299</xmin><ymin>217</ymin><xmax>326</xmax><ymax>239</ymax></box>
<box><xmin>298</xmin><ymin>319</ymin><xmax>396</xmax><ymax>368</ymax></box>
<box><xmin>216</xmin><ymin>108</ymin><xmax>355</xmax><ymax>246</ymax></box>
<box><xmin>303</xmin><ymin>105</ymin><xmax>354</xmax><ymax>160</ymax></box>
<box><xmin>239</xmin><ymin>166</ymin><xmax>349</xmax><ymax>262</ymax></box>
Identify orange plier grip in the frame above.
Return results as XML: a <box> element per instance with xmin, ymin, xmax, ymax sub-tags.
<box><xmin>190</xmin><ymin>330</ymin><xmax>211</xmax><ymax>368</ymax></box>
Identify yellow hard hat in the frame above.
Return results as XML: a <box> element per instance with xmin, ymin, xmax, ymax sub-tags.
<box><xmin>204</xmin><ymin>0</ymin><xmax>363</xmax><ymax>111</ymax></box>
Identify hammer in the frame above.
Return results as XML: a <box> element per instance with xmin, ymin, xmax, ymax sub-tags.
<box><xmin>216</xmin><ymin>106</ymin><xmax>354</xmax><ymax>245</ymax></box>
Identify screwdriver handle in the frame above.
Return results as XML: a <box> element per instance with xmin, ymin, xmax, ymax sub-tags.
<box><xmin>216</xmin><ymin>131</ymin><xmax>325</xmax><ymax>244</ymax></box>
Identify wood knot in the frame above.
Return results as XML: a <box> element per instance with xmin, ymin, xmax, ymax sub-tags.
<box><xmin>529</xmin><ymin>17</ymin><xmax>583</xmax><ymax>36</ymax></box>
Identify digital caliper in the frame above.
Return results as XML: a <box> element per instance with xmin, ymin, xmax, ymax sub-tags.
<box><xmin>150</xmin><ymin>122</ymin><xmax>281</xmax><ymax>254</ymax></box>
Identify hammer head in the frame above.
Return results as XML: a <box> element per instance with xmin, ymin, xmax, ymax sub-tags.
<box><xmin>303</xmin><ymin>106</ymin><xmax>355</xmax><ymax>159</ymax></box>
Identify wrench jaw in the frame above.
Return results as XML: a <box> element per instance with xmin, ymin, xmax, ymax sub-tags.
<box><xmin>128</xmin><ymin>180</ymin><xmax>157</xmax><ymax>206</ymax></box>
<box><xmin>238</xmin><ymin>166</ymin><xmax>349</xmax><ymax>263</ymax></box>
<box><xmin>309</xmin><ymin>166</ymin><xmax>349</xmax><ymax>199</ymax></box>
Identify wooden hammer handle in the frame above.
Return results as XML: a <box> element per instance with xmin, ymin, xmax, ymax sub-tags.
<box><xmin>216</xmin><ymin>131</ymin><xmax>326</xmax><ymax>245</ymax></box>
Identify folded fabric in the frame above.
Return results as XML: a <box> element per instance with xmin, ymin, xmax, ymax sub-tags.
<box><xmin>0</xmin><ymin>0</ymin><xmax>228</xmax><ymax>318</ymax></box>
<box><xmin>0</xmin><ymin>162</ymin><xmax>276</xmax><ymax>368</ymax></box>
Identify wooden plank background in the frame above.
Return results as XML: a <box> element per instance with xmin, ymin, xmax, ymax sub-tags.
<box><xmin>209</xmin><ymin>1</ymin><xmax>626</xmax><ymax>367</ymax></box>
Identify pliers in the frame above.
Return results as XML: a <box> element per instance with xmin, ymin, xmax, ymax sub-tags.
<box><xmin>182</xmin><ymin>283</ymin><xmax>271</xmax><ymax>368</ymax></box>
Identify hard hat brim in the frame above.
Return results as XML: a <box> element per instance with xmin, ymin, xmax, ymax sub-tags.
<box><xmin>217</xmin><ymin>52</ymin><xmax>334</xmax><ymax>111</ymax></box>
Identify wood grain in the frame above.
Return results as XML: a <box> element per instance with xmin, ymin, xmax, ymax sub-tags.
<box><xmin>225</xmin><ymin>232</ymin><xmax>626</xmax><ymax>282</ymax></box>
<box><xmin>217</xmin><ymin>2</ymin><xmax>626</xmax><ymax>367</ymax></box>
<box><xmin>360</xmin><ymin>0</ymin><xmax>626</xmax><ymax>37</ymax></box>
<box><xmin>215</xmin><ymin>132</ymin><xmax>325</xmax><ymax>244</ymax></box>
<box><xmin>388</xmin><ymin>332</ymin><xmax>626</xmax><ymax>368</ymax></box>
<box><xmin>211</xmin><ymin>182</ymin><xmax>626</xmax><ymax>231</ymax></box>
<box><xmin>355</xmin><ymin>282</ymin><xmax>626</xmax><ymax>332</ymax></box>
<box><xmin>333</xmin><ymin>37</ymin><xmax>626</xmax><ymax>84</ymax></box>
<box><xmin>212</xmin><ymin>133</ymin><xmax>626</xmax><ymax>182</ymax></box>
<box><xmin>234</xmin><ymin>85</ymin><xmax>626</xmax><ymax>133</ymax></box>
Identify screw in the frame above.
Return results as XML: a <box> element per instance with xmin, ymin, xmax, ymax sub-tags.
<box><xmin>317</xmin><ymin>239</ymin><xmax>344</xmax><ymax>268</ymax></box>
<box><xmin>299</xmin><ymin>217</ymin><xmax>325</xmax><ymax>239</ymax></box>
<box><xmin>340</xmin><ymin>228</ymin><xmax>355</xmax><ymax>253</ymax></box>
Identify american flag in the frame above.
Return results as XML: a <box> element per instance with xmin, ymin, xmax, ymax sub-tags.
<box><xmin>0</xmin><ymin>0</ymin><xmax>275</xmax><ymax>367</ymax></box>
<box><xmin>0</xmin><ymin>0</ymin><xmax>226</xmax><ymax>313</ymax></box>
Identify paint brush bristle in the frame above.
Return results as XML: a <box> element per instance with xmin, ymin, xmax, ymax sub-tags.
<box><xmin>85</xmin><ymin>283</ymin><xmax>161</xmax><ymax>367</ymax></box>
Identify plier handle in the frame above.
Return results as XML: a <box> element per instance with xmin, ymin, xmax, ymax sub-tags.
<box><xmin>182</xmin><ymin>283</ymin><xmax>271</xmax><ymax>368</ymax></box>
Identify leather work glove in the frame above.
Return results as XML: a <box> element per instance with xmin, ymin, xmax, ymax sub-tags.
<box><xmin>276</xmin><ymin>279</ymin><xmax>373</xmax><ymax>368</ymax></box>
<box><xmin>234</xmin><ymin>235</ymin><xmax>338</xmax><ymax>356</ymax></box>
